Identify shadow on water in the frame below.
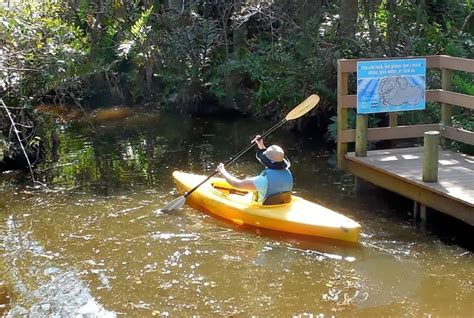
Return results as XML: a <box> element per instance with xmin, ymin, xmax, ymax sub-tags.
<box><xmin>1</xmin><ymin>110</ymin><xmax>473</xmax><ymax>316</ymax></box>
<box><xmin>167</xmin><ymin>205</ymin><xmax>363</xmax><ymax>260</ymax></box>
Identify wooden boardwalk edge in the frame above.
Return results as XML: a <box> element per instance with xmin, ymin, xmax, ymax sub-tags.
<box><xmin>345</xmin><ymin>150</ymin><xmax>474</xmax><ymax>226</ymax></box>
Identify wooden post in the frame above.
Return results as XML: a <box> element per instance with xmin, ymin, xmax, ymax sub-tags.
<box><xmin>413</xmin><ymin>201</ymin><xmax>427</xmax><ymax>228</ymax></box>
<box><xmin>440</xmin><ymin>68</ymin><xmax>453</xmax><ymax>149</ymax></box>
<box><xmin>389</xmin><ymin>112</ymin><xmax>398</xmax><ymax>127</ymax></box>
<box><xmin>355</xmin><ymin>114</ymin><xmax>367</xmax><ymax>157</ymax></box>
<box><xmin>413</xmin><ymin>201</ymin><xmax>419</xmax><ymax>224</ymax></box>
<box><xmin>337</xmin><ymin>60</ymin><xmax>348</xmax><ymax>169</ymax></box>
<box><xmin>420</xmin><ymin>205</ymin><xmax>427</xmax><ymax>223</ymax></box>
<box><xmin>388</xmin><ymin>112</ymin><xmax>398</xmax><ymax>148</ymax></box>
<box><xmin>422</xmin><ymin>131</ymin><xmax>440</xmax><ymax>182</ymax></box>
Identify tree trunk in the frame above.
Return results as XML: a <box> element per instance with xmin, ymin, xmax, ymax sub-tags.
<box><xmin>386</xmin><ymin>0</ymin><xmax>397</xmax><ymax>56</ymax></box>
<box><xmin>340</xmin><ymin>0</ymin><xmax>358</xmax><ymax>38</ymax></box>
<box><xmin>462</xmin><ymin>10</ymin><xmax>474</xmax><ymax>34</ymax></box>
<box><xmin>168</xmin><ymin>0</ymin><xmax>182</xmax><ymax>13</ymax></box>
<box><xmin>233</xmin><ymin>20</ymin><xmax>247</xmax><ymax>52</ymax></box>
<box><xmin>219</xmin><ymin>4</ymin><xmax>239</xmax><ymax>111</ymax></box>
<box><xmin>89</xmin><ymin>0</ymin><xmax>107</xmax><ymax>62</ymax></box>
<box><xmin>363</xmin><ymin>0</ymin><xmax>380</xmax><ymax>51</ymax></box>
<box><xmin>297</xmin><ymin>0</ymin><xmax>323</xmax><ymax>24</ymax></box>
<box><xmin>415</xmin><ymin>0</ymin><xmax>426</xmax><ymax>36</ymax></box>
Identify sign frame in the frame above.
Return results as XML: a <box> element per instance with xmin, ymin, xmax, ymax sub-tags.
<box><xmin>357</xmin><ymin>58</ymin><xmax>426</xmax><ymax>114</ymax></box>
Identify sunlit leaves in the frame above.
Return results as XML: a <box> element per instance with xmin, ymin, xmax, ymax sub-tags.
<box><xmin>118</xmin><ymin>41</ymin><xmax>134</xmax><ymax>58</ymax></box>
<box><xmin>77</xmin><ymin>0</ymin><xmax>90</xmax><ymax>21</ymax></box>
<box><xmin>0</xmin><ymin>0</ymin><xmax>90</xmax><ymax>104</ymax></box>
<box><xmin>118</xmin><ymin>5</ymin><xmax>153</xmax><ymax>59</ymax></box>
<box><xmin>131</xmin><ymin>5</ymin><xmax>153</xmax><ymax>40</ymax></box>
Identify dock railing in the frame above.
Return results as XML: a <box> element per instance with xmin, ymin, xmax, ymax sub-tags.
<box><xmin>337</xmin><ymin>55</ymin><xmax>474</xmax><ymax>170</ymax></box>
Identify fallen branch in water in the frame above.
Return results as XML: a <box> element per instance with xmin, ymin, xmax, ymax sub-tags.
<box><xmin>0</xmin><ymin>99</ymin><xmax>36</xmax><ymax>182</ymax></box>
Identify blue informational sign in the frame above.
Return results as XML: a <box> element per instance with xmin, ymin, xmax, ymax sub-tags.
<box><xmin>357</xmin><ymin>58</ymin><xmax>426</xmax><ymax>114</ymax></box>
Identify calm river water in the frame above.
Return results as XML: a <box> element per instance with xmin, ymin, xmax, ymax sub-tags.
<box><xmin>0</xmin><ymin>112</ymin><xmax>473</xmax><ymax>317</ymax></box>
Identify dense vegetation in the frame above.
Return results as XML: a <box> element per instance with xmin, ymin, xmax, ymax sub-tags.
<box><xmin>0</xmin><ymin>0</ymin><xmax>473</xmax><ymax>169</ymax></box>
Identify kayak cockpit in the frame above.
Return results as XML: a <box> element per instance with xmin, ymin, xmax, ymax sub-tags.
<box><xmin>210</xmin><ymin>179</ymin><xmax>293</xmax><ymax>207</ymax></box>
<box><xmin>210</xmin><ymin>180</ymin><xmax>254</xmax><ymax>204</ymax></box>
<box><xmin>211</xmin><ymin>180</ymin><xmax>249</xmax><ymax>196</ymax></box>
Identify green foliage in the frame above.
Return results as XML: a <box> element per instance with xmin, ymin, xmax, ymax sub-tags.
<box><xmin>0</xmin><ymin>0</ymin><xmax>90</xmax><ymax>105</ymax></box>
<box><xmin>453</xmin><ymin>73</ymin><xmax>474</xmax><ymax>95</ymax></box>
<box><xmin>154</xmin><ymin>16</ymin><xmax>223</xmax><ymax>109</ymax></box>
<box><xmin>131</xmin><ymin>6</ymin><xmax>153</xmax><ymax>41</ymax></box>
<box><xmin>398</xmin><ymin>103</ymin><xmax>441</xmax><ymax>126</ymax></box>
<box><xmin>1</xmin><ymin>0</ymin><xmax>473</xmax><ymax>145</ymax></box>
<box><xmin>326</xmin><ymin>116</ymin><xmax>343</xmax><ymax>144</ymax></box>
<box><xmin>209</xmin><ymin>19</ymin><xmax>333</xmax><ymax>116</ymax></box>
<box><xmin>325</xmin><ymin>110</ymin><xmax>381</xmax><ymax>144</ymax></box>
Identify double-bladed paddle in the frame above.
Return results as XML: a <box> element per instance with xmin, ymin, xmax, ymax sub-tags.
<box><xmin>160</xmin><ymin>94</ymin><xmax>320</xmax><ymax>212</ymax></box>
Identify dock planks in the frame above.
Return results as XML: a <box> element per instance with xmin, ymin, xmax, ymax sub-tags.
<box><xmin>345</xmin><ymin>147</ymin><xmax>474</xmax><ymax>225</ymax></box>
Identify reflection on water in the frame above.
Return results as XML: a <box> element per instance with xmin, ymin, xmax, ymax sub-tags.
<box><xmin>3</xmin><ymin>215</ymin><xmax>115</xmax><ymax>317</ymax></box>
<box><xmin>0</xmin><ymin>112</ymin><xmax>473</xmax><ymax>316</ymax></box>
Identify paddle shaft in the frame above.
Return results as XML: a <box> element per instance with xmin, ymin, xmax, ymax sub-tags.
<box><xmin>183</xmin><ymin>118</ymin><xmax>288</xmax><ymax>198</ymax></box>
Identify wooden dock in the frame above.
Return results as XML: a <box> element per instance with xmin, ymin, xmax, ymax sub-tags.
<box><xmin>345</xmin><ymin>148</ymin><xmax>474</xmax><ymax>225</ymax></box>
<box><xmin>336</xmin><ymin>55</ymin><xmax>474</xmax><ymax>225</ymax></box>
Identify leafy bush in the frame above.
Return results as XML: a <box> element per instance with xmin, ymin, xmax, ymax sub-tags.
<box><xmin>0</xmin><ymin>0</ymin><xmax>90</xmax><ymax>106</ymax></box>
<box><xmin>325</xmin><ymin>110</ymin><xmax>381</xmax><ymax>145</ymax></box>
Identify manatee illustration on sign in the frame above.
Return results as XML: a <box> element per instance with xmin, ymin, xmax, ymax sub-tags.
<box><xmin>357</xmin><ymin>58</ymin><xmax>426</xmax><ymax>114</ymax></box>
<box><xmin>378</xmin><ymin>76</ymin><xmax>423</xmax><ymax>107</ymax></box>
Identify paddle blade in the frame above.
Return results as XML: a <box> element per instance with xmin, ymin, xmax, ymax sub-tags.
<box><xmin>160</xmin><ymin>196</ymin><xmax>186</xmax><ymax>213</ymax></box>
<box><xmin>285</xmin><ymin>94</ymin><xmax>320</xmax><ymax>121</ymax></box>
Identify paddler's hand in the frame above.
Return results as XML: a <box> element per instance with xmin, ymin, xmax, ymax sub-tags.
<box><xmin>252</xmin><ymin>135</ymin><xmax>266</xmax><ymax>150</ymax></box>
<box><xmin>216</xmin><ymin>163</ymin><xmax>226</xmax><ymax>174</ymax></box>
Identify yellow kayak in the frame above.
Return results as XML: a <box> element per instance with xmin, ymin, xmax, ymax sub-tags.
<box><xmin>172</xmin><ymin>171</ymin><xmax>361</xmax><ymax>242</ymax></box>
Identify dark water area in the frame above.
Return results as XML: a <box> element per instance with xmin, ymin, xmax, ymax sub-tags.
<box><xmin>0</xmin><ymin>111</ymin><xmax>473</xmax><ymax>317</ymax></box>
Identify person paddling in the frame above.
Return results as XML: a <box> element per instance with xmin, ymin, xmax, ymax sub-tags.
<box><xmin>216</xmin><ymin>135</ymin><xmax>293</xmax><ymax>205</ymax></box>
